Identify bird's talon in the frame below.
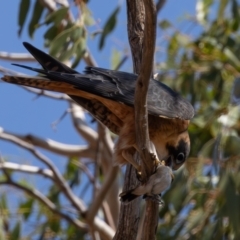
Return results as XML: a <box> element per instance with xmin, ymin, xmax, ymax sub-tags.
<box><xmin>150</xmin><ymin>153</ymin><xmax>161</xmax><ymax>168</ymax></box>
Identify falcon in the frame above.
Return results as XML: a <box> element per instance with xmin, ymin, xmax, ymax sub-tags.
<box><xmin>1</xmin><ymin>42</ymin><xmax>194</xmax><ymax>171</ymax></box>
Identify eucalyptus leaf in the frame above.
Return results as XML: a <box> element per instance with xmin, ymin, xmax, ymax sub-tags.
<box><xmin>99</xmin><ymin>6</ymin><xmax>120</xmax><ymax>50</ymax></box>
<box><xmin>18</xmin><ymin>0</ymin><xmax>30</xmax><ymax>36</ymax></box>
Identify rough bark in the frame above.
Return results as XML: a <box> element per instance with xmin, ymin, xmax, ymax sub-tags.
<box><xmin>113</xmin><ymin>0</ymin><xmax>145</xmax><ymax>237</ymax></box>
<box><xmin>114</xmin><ymin>0</ymin><xmax>160</xmax><ymax>239</ymax></box>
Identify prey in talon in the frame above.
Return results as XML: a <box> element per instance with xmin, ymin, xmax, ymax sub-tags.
<box><xmin>119</xmin><ymin>163</ymin><xmax>174</xmax><ymax>203</ymax></box>
<box><xmin>1</xmin><ymin>42</ymin><xmax>194</xmax><ymax>171</ymax></box>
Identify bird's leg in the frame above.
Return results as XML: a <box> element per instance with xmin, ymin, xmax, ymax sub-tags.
<box><xmin>121</xmin><ymin>149</ymin><xmax>141</xmax><ymax>174</ymax></box>
<box><xmin>131</xmin><ymin>142</ymin><xmax>161</xmax><ymax>177</ymax></box>
<box><xmin>148</xmin><ymin>141</ymin><xmax>162</xmax><ymax>170</ymax></box>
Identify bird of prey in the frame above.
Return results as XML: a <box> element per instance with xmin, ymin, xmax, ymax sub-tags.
<box><xmin>119</xmin><ymin>163</ymin><xmax>173</xmax><ymax>203</ymax></box>
<box><xmin>1</xmin><ymin>42</ymin><xmax>194</xmax><ymax>171</ymax></box>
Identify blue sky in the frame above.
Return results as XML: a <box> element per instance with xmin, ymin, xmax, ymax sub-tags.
<box><xmin>0</xmin><ymin>0</ymin><xmax>197</xmax><ymax>203</ymax></box>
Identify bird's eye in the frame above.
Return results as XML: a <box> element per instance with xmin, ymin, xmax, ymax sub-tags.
<box><xmin>176</xmin><ymin>153</ymin><xmax>185</xmax><ymax>164</ymax></box>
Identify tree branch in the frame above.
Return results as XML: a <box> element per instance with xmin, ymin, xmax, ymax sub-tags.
<box><xmin>113</xmin><ymin>1</ymin><xmax>145</xmax><ymax>239</ymax></box>
<box><xmin>70</xmin><ymin>102</ymin><xmax>98</xmax><ymax>145</ymax></box>
<box><xmin>135</xmin><ymin>1</ymin><xmax>160</xmax><ymax>239</ymax></box>
<box><xmin>86</xmin><ymin>166</ymin><xmax>119</xmax><ymax>224</ymax></box>
<box><xmin>134</xmin><ymin>0</ymin><xmax>156</xmax><ymax>180</ymax></box>
<box><xmin>0</xmin><ymin>162</ymin><xmax>54</xmax><ymax>179</ymax></box>
<box><xmin>0</xmin><ymin>180</ymin><xmax>88</xmax><ymax>230</ymax></box>
<box><xmin>0</xmin><ymin>129</ymin><xmax>95</xmax><ymax>158</ymax></box>
<box><xmin>0</xmin><ymin>128</ymin><xmax>115</xmax><ymax>239</ymax></box>
<box><xmin>13</xmin><ymin>132</ymin><xmax>95</xmax><ymax>158</ymax></box>
<box><xmin>0</xmin><ymin>52</ymin><xmax>34</xmax><ymax>62</ymax></box>
<box><xmin>0</xmin><ymin>127</ymin><xmax>86</xmax><ymax>213</ymax></box>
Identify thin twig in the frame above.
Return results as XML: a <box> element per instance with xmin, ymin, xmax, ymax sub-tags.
<box><xmin>86</xmin><ymin>166</ymin><xmax>119</xmax><ymax>224</ymax></box>
<box><xmin>70</xmin><ymin>102</ymin><xmax>98</xmax><ymax>145</ymax></box>
<box><xmin>72</xmin><ymin>160</ymin><xmax>98</xmax><ymax>186</ymax></box>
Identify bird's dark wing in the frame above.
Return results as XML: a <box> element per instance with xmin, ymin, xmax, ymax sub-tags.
<box><xmin>18</xmin><ymin>67</ymin><xmax>194</xmax><ymax>120</ymax></box>
<box><xmin>3</xmin><ymin>42</ymin><xmax>194</xmax><ymax>120</ymax></box>
<box><xmin>84</xmin><ymin>67</ymin><xmax>195</xmax><ymax>119</ymax></box>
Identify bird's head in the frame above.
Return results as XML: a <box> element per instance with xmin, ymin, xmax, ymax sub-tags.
<box><xmin>164</xmin><ymin>131</ymin><xmax>190</xmax><ymax>170</ymax></box>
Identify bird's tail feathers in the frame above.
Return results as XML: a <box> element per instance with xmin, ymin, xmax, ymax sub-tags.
<box><xmin>22</xmin><ymin>42</ymin><xmax>78</xmax><ymax>74</ymax></box>
<box><xmin>1</xmin><ymin>75</ymin><xmax>76</xmax><ymax>94</ymax></box>
<box><xmin>12</xmin><ymin>64</ymin><xmax>47</xmax><ymax>75</ymax></box>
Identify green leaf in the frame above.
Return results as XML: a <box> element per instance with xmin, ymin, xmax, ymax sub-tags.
<box><xmin>81</xmin><ymin>3</ymin><xmax>95</xmax><ymax>26</ymax></box>
<box><xmin>49</xmin><ymin>25</ymin><xmax>77</xmax><ymax>56</ymax></box>
<box><xmin>71</xmin><ymin>40</ymin><xmax>85</xmax><ymax>69</ymax></box>
<box><xmin>219</xmin><ymin>174</ymin><xmax>240</xmax><ymax>237</ymax></box>
<box><xmin>19</xmin><ymin>198</ymin><xmax>34</xmax><ymax>220</ymax></box>
<box><xmin>158</xmin><ymin>20</ymin><xmax>172</xmax><ymax>29</ymax></box>
<box><xmin>49</xmin><ymin>216</ymin><xmax>60</xmax><ymax>232</ymax></box>
<box><xmin>223</xmin><ymin>135</ymin><xmax>240</xmax><ymax>157</ymax></box>
<box><xmin>231</xmin><ymin>0</ymin><xmax>240</xmax><ymax>31</ymax></box>
<box><xmin>44</xmin><ymin>25</ymin><xmax>59</xmax><ymax>41</ymax></box>
<box><xmin>10</xmin><ymin>221</ymin><xmax>21</xmax><ymax>240</ymax></box>
<box><xmin>45</xmin><ymin>7</ymin><xmax>69</xmax><ymax>25</ymax></box>
<box><xmin>99</xmin><ymin>6</ymin><xmax>120</xmax><ymax>50</ymax></box>
<box><xmin>0</xmin><ymin>194</ymin><xmax>8</xmax><ymax>209</ymax></box>
<box><xmin>223</xmin><ymin>47</ymin><xmax>240</xmax><ymax>67</ymax></box>
<box><xmin>18</xmin><ymin>0</ymin><xmax>30</xmax><ymax>36</ymax></box>
<box><xmin>217</xmin><ymin>0</ymin><xmax>228</xmax><ymax>22</ymax></box>
<box><xmin>18</xmin><ymin>179</ymin><xmax>33</xmax><ymax>189</ymax></box>
<box><xmin>50</xmin><ymin>24</ymin><xmax>86</xmax><ymax>62</ymax></box>
<box><xmin>196</xmin><ymin>0</ymin><xmax>214</xmax><ymax>24</ymax></box>
<box><xmin>111</xmin><ymin>48</ymin><xmax>121</xmax><ymax>70</ymax></box>
<box><xmin>28</xmin><ymin>0</ymin><xmax>44</xmax><ymax>38</ymax></box>
<box><xmin>231</xmin><ymin>0</ymin><xmax>239</xmax><ymax>20</ymax></box>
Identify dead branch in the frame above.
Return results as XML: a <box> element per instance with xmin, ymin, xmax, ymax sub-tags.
<box><xmin>0</xmin><ymin>52</ymin><xmax>34</xmax><ymax>61</ymax></box>
<box><xmin>86</xmin><ymin>166</ymin><xmax>119</xmax><ymax>224</ymax></box>
<box><xmin>0</xmin><ymin>128</ymin><xmax>115</xmax><ymax>239</ymax></box>
<box><xmin>113</xmin><ymin>1</ymin><xmax>145</xmax><ymax>239</ymax></box>
<box><xmin>0</xmin><ymin>129</ymin><xmax>95</xmax><ymax>158</ymax></box>
<box><xmin>0</xmin><ymin>162</ymin><xmax>54</xmax><ymax>179</ymax></box>
<box><xmin>134</xmin><ymin>0</ymin><xmax>156</xmax><ymax>180</ymax></box>
<box><xmin>0</xmin><ymin>127</ymin><xmax>86</xmax><ymax>213</ymax></box>
<box><xmin>0</xmin><ymin>180</ymin><xmax>87</xmax><ymax>230</ymax></box>
<box><xmin>70</xmin><ymin>102</ymin><xmax>98</xmax><ymax>145</ymax></box>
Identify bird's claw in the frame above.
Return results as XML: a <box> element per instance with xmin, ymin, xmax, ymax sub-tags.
<box><xmin>150</xmin><ymin>153</ymin><xmax>166</xmax><ymax>171</ymax></box>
